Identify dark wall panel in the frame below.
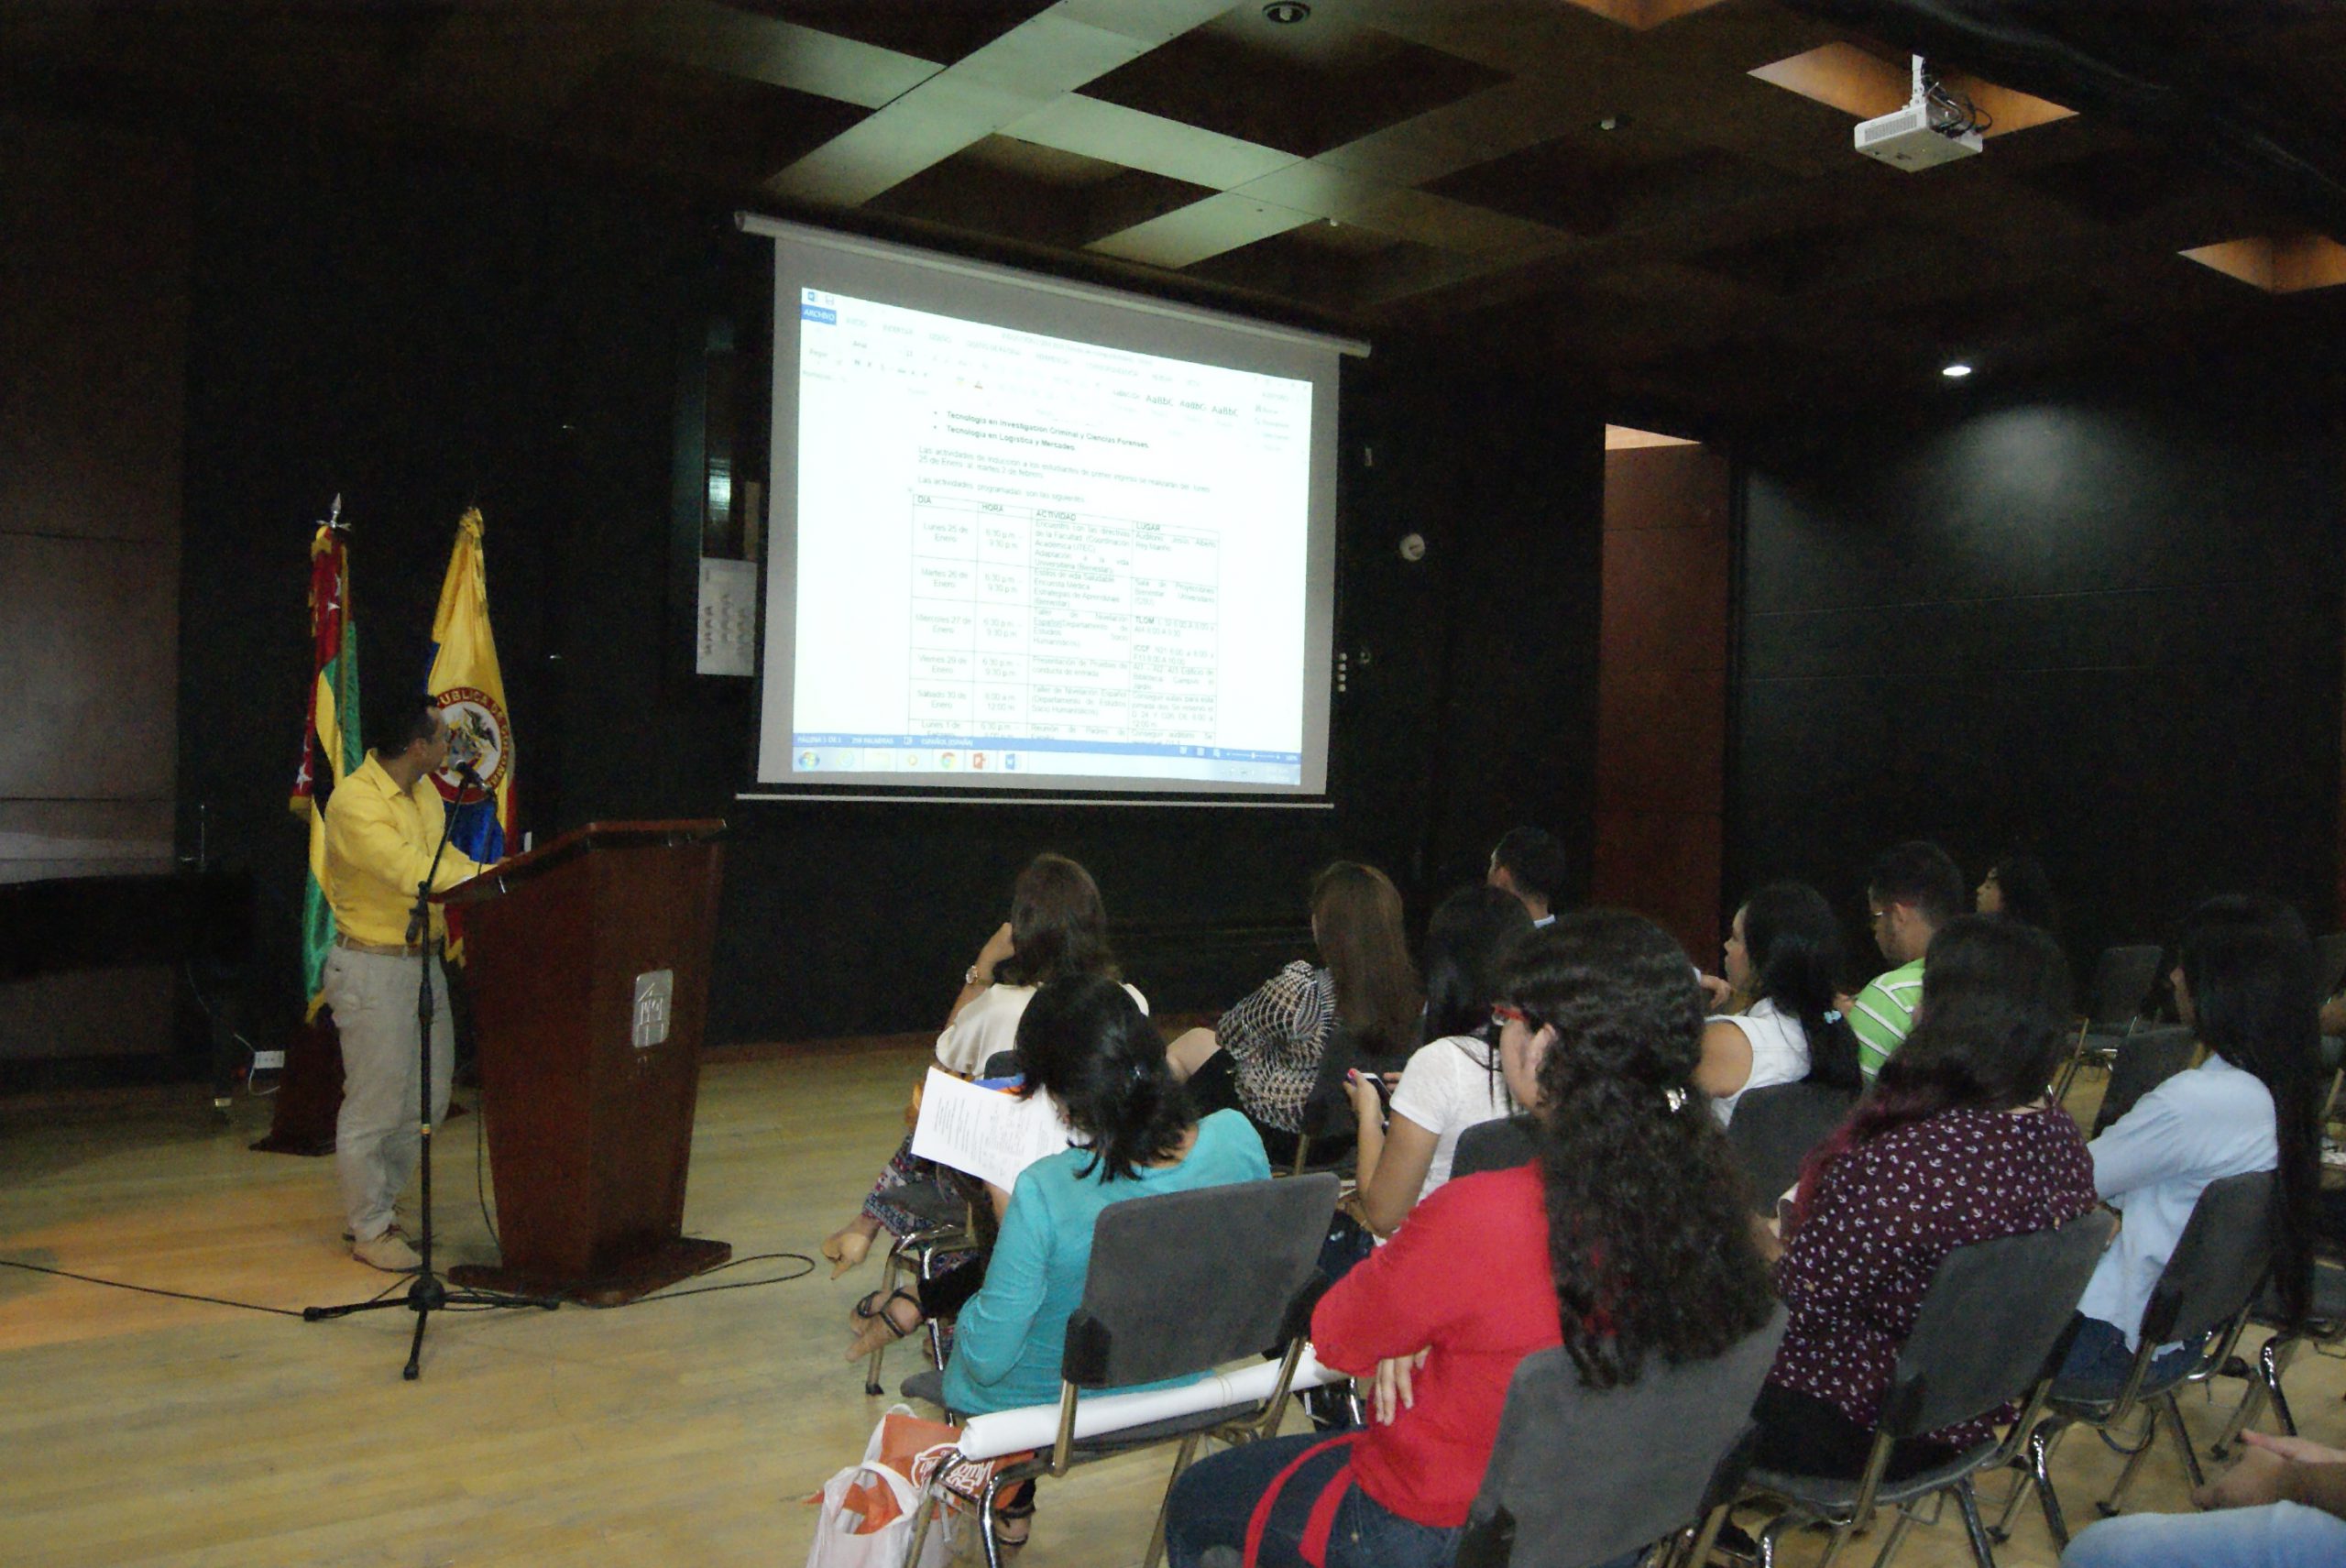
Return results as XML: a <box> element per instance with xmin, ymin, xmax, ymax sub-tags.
<box><xmin>1731</xmin><ymin>373</ymin><xmax>2346</xmax><ymax>972</ymax></box>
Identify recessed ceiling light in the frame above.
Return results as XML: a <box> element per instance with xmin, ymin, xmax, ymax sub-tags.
<box><xmin>1262</xmin><ymin>1</ymin><xmax>1310</xmax><ymax>22</ymax></box>
<box><xmin>1942</xmin><ymin>362</ymin><xmax>1974</xmax><ymax>378</ymax></box>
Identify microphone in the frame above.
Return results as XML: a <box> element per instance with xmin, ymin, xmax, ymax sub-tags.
<box><xmin>454</xmin><ymin>760</ymin><xmax>485</xmax><ymax>797</ymax></box>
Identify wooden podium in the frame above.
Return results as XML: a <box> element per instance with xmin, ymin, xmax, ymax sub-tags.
<box><xmin>438</xmin><ymin>819</ymin><xmax>729</xmax><ymax>1305</ymax></box>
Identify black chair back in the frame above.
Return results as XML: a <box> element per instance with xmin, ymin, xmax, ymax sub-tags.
<box><xmin>1453</xmin><ymin>1114</ymin><xmax>1540</xmax><ymax>1179</ymax></box>
<box><xmin>980</xmin><ymin>1049</ymin><xmax>1021</xmax><ymax>1080</ymax></box>
<box><xmin>1882</xmin><ymin>1210</ymin><xmax>2118</xmax><ymax>1439</ymax></box>
<box><xmin>1726</xmin><ymin>1082</ymin><xmax>1857</xmax><ymax>1215</ymax></box>
<box><xmin>1457</xmin><ymin>1308</ymin><xmax>1788</xmax><ymax>1568</ymax></box>
<box><xmin>2141</xmin><ymin>1170</ymin><xmax>2276</xmax><ymax>1350</ymax></box>
<box><xmin>2318</xmin><ymin>932</ymin><xmax>2346</xmax><ymax>999</ymax></box>
<box><xmin>1062</xmin><ymin>1174</ymin><xmax>1339</xmax><ymax>1389</ymax></box>
<box><xmin>2089</xmin><ymin>1026</ymin><xmax>2198</xmax><ymax>1135</ymax></box>
<box><xmin>2082</xmin><ymin>945</ymin><xmax>2165</xmax><ymax>1033</ymax></box>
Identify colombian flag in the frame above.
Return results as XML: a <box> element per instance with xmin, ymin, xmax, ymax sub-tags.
<box><xmin>425</xmin><ymin>509</ymin><xmax>515</xmax><ymax>871</ymax></box>
<box><xmin>291</xmin><ymin>524</ymin><xmax>359</xmax><ymax>1015</ymax></box>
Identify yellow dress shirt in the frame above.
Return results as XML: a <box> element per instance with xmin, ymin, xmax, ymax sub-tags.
<box><xmin>323</xmin><ymin>753</ymin><xmax>488</xmax><ymax>945</ymax></box>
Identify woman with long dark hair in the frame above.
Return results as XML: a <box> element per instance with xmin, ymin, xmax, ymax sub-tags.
<box><xmin>1164</xmin><ymin>913</ymin><xmax>1777</xmax><ymax>1568</ymax></box>
<box><xmin>1343</xmin><ymin>883</ymin><xmax>1530</xmax><ymax>1237</ymax></box>
<box><xmin>824</xmin><ymin>852</ymin><xmax>1142</xmax><ymax>1281</ymax></box>
<box><xmin>1977</xmin><ymin>852</ymin><xmax>2059</xmax><ymax>936</ymax></box>
<box><xmin>1755</xmin><ymin>916</ymin><xmax>2099</xmax><ymax>1479</ymax></box>
<box><xmin>2056</xmin><ymin>894</ymin><xmax>2321</xmax><ymax>1395</ymax></box>
<box><xmin>1694</xmin><ymin>881</ymin><xmax>1863</xmax><ymax>1124</ymax></box>
<box><xmin>1169</xmin><ymin>861</ymin><xmax>1421</xmax><ymax>1166</ymax></box>
<box><xmin>940</xmin><ymin>974</ymin><xmax>1269</xmax><ymax>1553</ymax></box>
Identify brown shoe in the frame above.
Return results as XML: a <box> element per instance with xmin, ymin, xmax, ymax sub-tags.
<box><xmin>352</xmin><ymin>1228</ymin><xmax>422</xmax><ymax>1272</ymax></box>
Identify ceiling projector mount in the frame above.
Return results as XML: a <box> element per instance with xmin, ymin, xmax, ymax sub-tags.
<box><xmin>1856</xmin><ymin>55</ymin><xmax>1990</xmax><ymax>170</ymax></box>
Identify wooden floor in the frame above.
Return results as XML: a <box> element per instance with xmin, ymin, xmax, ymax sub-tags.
<box><xmin>2</xmin><ymin>1041</ymin><xmax>2338</xmax><ymax>1568</ymax></box>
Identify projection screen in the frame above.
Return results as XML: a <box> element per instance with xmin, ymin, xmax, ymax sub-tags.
<box><xmin>740</xmin><ymin>216</ymin><xmax>1361</xmax><ymax>801</ymax></box>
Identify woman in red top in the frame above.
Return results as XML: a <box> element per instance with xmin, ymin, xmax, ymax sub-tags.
<box><xmin>1164</xmin><ymin>911</ymin><xmax>1777</xmax><ymax>1568</ymax></box>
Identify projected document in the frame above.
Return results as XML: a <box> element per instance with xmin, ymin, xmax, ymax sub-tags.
<box><xmin>788</xmin><ymin>289</ymin><xmax>1310</xmax><ymax>786</ymax></box>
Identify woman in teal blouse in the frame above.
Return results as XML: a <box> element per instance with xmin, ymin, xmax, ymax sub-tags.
<box><xmin>940</xmin><ymin>973</ymin><xmax>1269</xmax><ymax>1548</ymax></box>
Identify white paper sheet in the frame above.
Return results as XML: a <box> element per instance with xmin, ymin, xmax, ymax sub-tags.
<box><xmin>908</xmin><ymin>1068</ymin><xmax>1079</xmax><ymax>1191</ymax></box>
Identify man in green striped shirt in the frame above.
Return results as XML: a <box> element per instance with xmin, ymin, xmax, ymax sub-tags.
<box><xmin>1851</xmin><ymin>840</ymin><xmax>1967</xmax><ymax>1082</ymax></box>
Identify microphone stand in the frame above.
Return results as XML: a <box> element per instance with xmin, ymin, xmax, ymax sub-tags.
<box><xmin>304</xmin><ymin>765</ymin><xmax>559</xmax><ymax>1378</ymax></box>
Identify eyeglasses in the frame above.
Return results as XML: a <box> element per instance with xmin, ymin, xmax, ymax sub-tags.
<box><xmin>1491</xmin><ymin>1002</ymin><xmax>1543</xmax><ymax>1031</ymax></box>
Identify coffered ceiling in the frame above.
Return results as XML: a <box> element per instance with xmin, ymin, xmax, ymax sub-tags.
<box><xmin>7</xmin><ymin>0</ymin><xmax>2345</xmax><ymax>426</ymax></box>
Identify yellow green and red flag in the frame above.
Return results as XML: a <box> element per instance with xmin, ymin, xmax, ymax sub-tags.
<box><xmin>291</xmin><ymin>521</ymin><xmax>359</xmax><ymax>1015</ymax></box>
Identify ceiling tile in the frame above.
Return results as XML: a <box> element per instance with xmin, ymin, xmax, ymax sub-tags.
<box><xmin>1086</xmin><ymin>189</ymin><xmax>1318</xmax><ymax>267</ymax></box>
<box><xmin>732</xmin><ymin>0</ymin><xmax>1057</xmax><ymax>68</ymax></box>
<box><xmin>1050</xmin><ymin>0</ymin><xmax>1241</xmax><ymax>50</ymax></box>
<box><xmin>764</xmin><ymin>74</ymin><xmax>1044</xmax><ymax>203</ymax></box>
<box><xmin>650</xmin><ymin>1</ymin><xmax>937</xmax><ymax>107</ymax></box>
<box><xmin>950</xmin><ymin>13</ymin><xmax>1150</xmax><ymax>97</ymax></box>
<box><xmin>1003</xmin><ymin>93</ymin><xmax>1297</xmax><ymax>189</ymax></box>
<box><xmin>1080</xmin><ymin>12</ymin><xmax>1507</xmax><ymax>159</ymax></box>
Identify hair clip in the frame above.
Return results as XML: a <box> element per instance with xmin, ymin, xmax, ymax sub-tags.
<box><xmin>1824</xmin><ymin>1009</ymin><xmax>1843</xmax><ymax>1024</ymax></box>
<box><xmin>1664</xmin><ymin>1086</ymin><xmax>1688</xmax><ymax>1113</ymax></box>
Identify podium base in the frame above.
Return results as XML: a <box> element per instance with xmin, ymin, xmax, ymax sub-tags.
<box><xmin>449</xmin><ymin>1236</ymin><xmax>732</xmax><ymax>1307</ymax></box>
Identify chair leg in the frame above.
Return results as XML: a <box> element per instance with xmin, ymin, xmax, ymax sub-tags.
<box><xmin>1757</xmin><ymin>1508</ymin><xmax>1803</xmax><ymax>1568</ymax></box>
<box><xmin>1859</xmin><ymin>1503</ymin><xmax>1916</xmax><ymax>1568</ymax></box>
<box><xmin>2098</xmin><ymin>1401</ymin><xmax>2175</xmax><ymax>1519</ymax></box>
<box><xmin>904</xmin><ymin>1486</ymin><xmax>938</xmax><ymax>1568</ymax></box>
<box><xmin>2162</xmin><ymin>1392</ymin><xmax>2206</xmax><ymax>1490</ymax></box>
<box><xmin>980</xmin><ymin>1473</ymin><xmax>1004</xmax><ymax>1568</ymax></box>
<box><xmin>2264</xmin><ymin>1334</ymin><xmax>2303</xmax><ymax>1438</ymax></box>
<box><xmin>1143</xmin><ymin>1431</ymin><xmax>1203</xmax><ymax>1568</ymax></box>
<box><xmin>1950</xmin><ymin>1481</ymin><xmax>1999</xmax><ymax>1568</ymax></box>
<box><xmin>2028</xmin><ymin>1418</ymin><xmax>2076</xmax><ymax>1551</ymax></box>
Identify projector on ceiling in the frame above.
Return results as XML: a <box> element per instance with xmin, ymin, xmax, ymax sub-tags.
<box><xmin>1855</xmin><ymin>101</ymin><xmax>1982</xmax><ymax>170</ymax></box>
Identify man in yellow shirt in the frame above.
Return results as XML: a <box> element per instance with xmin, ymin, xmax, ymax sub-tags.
<box><xmin>321</xmin><ymin>702</ymin><xmax>490</xmax><ymax>1270</ymax></box>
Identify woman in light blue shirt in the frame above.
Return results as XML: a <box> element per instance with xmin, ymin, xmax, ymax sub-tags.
<box><xmin>2058</xmin><ymin>895</ymin><xmax>2324</xmax><ymax>1395</ymax></box>
<box><xmin>941</xmin><ymin>973</ymin><xmax>1271</xmax><ymax>1550</ymax></box>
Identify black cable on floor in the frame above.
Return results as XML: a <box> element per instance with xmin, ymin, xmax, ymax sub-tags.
<box><xmin>0</xmin><ymin>1256</ymin><xmax>402</xmax><ymax>1318</ymax></box>
<box><xmin>583</xmin><ymin>1250</ymin><xmax>820</xmax><ymax>1307</ymax></box>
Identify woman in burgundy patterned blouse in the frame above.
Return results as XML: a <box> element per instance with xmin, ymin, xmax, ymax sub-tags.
<box><xmin>1754</xmin><ymin>915</ymin><xmax>2100</xmax><ymax>1479</ymax></box>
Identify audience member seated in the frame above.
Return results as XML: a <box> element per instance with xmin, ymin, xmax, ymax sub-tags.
<box><xmin>1754</xmin><ymin>915</ymin><xmax>2098</xmax><ymax>1481</ymax></box>
<box><xmin>2060</xmin><ymin>1429</ymin><xmax>2346</xmax><ymax>1568</ymax></box>
<box><xmin>1485</xmin><ymin>825</ymin><xmax>1567</xmax><ymax>928</ymax></box>
<box><xmin>1162</xmin><ymin>912</ymin><xmax>1776</xmax><ymax>1568</ymax></box>
<box><xmin>823</xmin><ymin>852</ymin><xmax>1143</xmax><ymax>1283</ymax></box>
<box><xmin>931</xmin><ymin>975</ymin><xmax>1271</xmax><ymax>1553</ymax></box>
<box><xmin>1344</xmin><ymin>884</ymin><xmax>1532</xmax><ymax>1238</ymax></box>
<box><xmin>1694</xmin><ymin>881</ymin><xmax>1863</xmax><ymax>1126</ymax></box>
<box><xmin>1978</xmin><ymin>850</ymin><xmax>2059</xmax><ymax>937</ymax></box>
<box><xmin>2056</xmin><ymin>894</ymin><xmax>2321</xmax><ymax>1398</ymax></box>
<box><xmin>1850</xmin><ymin>839</ymin><xmax>1966</xmax><ymax>1083</ymax></box>
<box><xmin>1168</xmin><ymin>861</ymin><xmax>1420</xmax><ymax>1168</ymax></box>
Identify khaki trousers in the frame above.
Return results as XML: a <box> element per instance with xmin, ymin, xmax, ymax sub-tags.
<box><xmin>321</xmin><ymin>946</ymin><xmax>454</xmax><ymax>1244</ymax></box>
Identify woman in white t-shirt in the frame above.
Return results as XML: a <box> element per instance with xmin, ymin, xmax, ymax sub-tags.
<box><xmin>822</xmin><ymin>853</ymin><xmax>1142</xmax><ymax>1278</ymax></box>
<box><xmin>1694</xmin><ymin>881</ymin><xmax>1863</xmax><ymax>1126</ymax></box>
<box><xmin>1345</xmin><ymin>884</ymin><xmax>1533</xmax><ymax>1236</ymax></box>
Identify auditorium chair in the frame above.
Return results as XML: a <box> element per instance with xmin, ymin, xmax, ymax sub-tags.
<box><xmin>2050</xmin><ymin>944</ymin><xmax>2165</xmax><ymax>1105</ymax></box>
<box><xmin>1455</xmin><ymin>1308</ymin><xmax>1786</xmax><ymax>1568</ymax></box>
<box><xmin>1727</xmin><ymin>1082</ymin><xmax>1858</xmax><ymax>1217</ymax></box>
<box><xmin>1742</xmin><ymin>1210</ymin><xmax>2117</xmax><ymax>1568</ymax></box>
<box><xmin>900</xmin><ymin>1173</ymin><xmax>1341</xmax><ymax>1568</ymax></box>
<box><xmin>2087</xmin><ymin>1025</ymin><xmax>2199</xmax><ymax>1136</ymax></box>
<box><xmin>1993</xmin><ymin>1171</ymin><xmax>2274</xmax><ymax>1550</ymax></box>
